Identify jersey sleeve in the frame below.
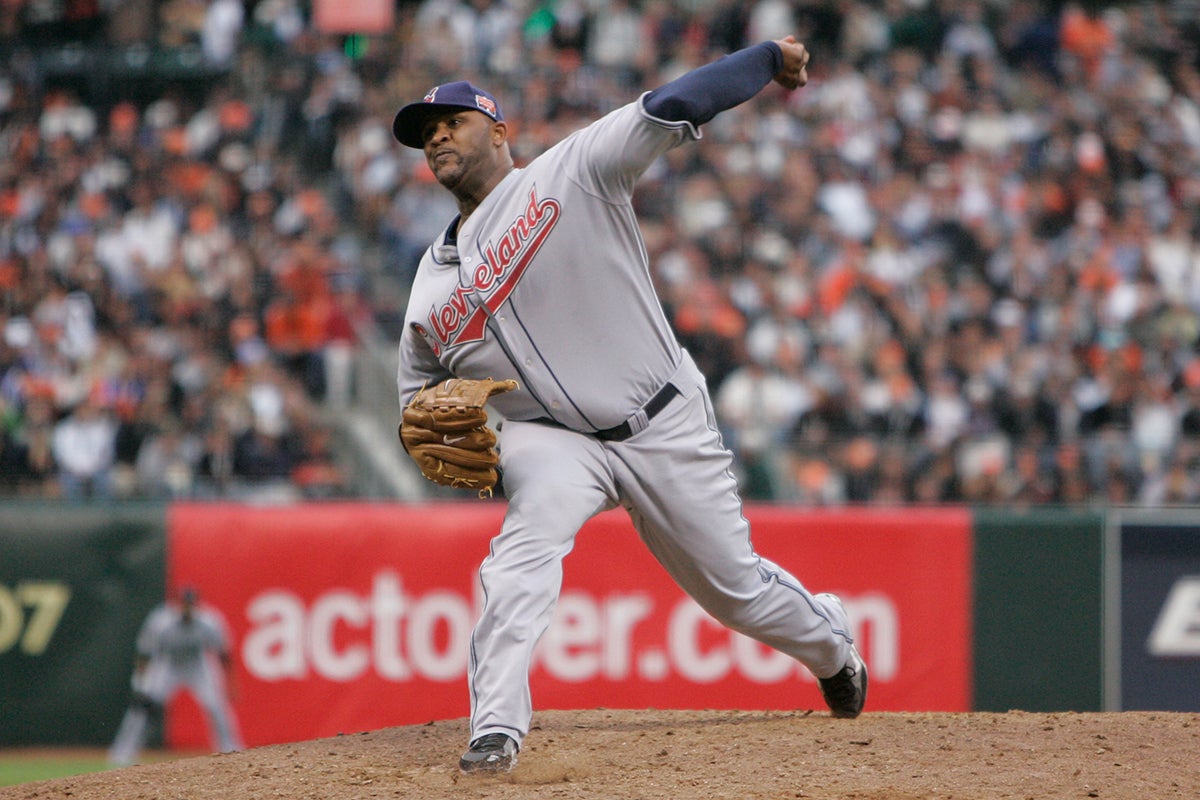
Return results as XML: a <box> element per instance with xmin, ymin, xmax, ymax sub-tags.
<box><xmin>559</xmin><ymin>42</ymin><xmax>783</xmax><ymax>203</ymax></box>
<box><xmin>397</xmin><ymin>308</ymin><xmax>453</xmax><ymax>410</ymax></box>
<box><xmin>197</xmin><ymin>608</ymin><xmax>232</xmax><ymax>653</ymax></box>
<box><xmin>642</xmin><ymin>41</ymin><xmax>783</xmax><ymax>126</ymax></box>
<box><xmin>554</xmin><ymin>100</ymin><xmax>699</xmax><ymax>204</ymax></box>
<box><xmin>135</xmin><ymin>606</ymin><xmax>168</xmax><ymax>657</ymax></box>
<box><xmin>396</xmin><ymin>237</ymin><xmax>456</xmax><ymax>411</ymax></box>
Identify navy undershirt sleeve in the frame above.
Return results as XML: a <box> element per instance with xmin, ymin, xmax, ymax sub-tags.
<box><xmin>643</xmin><ymin>41</ymin><xmax>784</xmax><ymax>126</ymax></box>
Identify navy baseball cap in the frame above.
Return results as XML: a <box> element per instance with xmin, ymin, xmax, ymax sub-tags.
<box><xmin>392</xmin><ymin>81</ymin><xmax>504</xmax><ymax>148</ymax></box>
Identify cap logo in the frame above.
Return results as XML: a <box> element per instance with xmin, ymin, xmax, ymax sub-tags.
<box><xmin>476</xmin><ymin>95</ymin><xmax>496</xmax><ymax>116</ymax></box>
<box><xmin>423</xmin><ymin>86</ymin><xmax>439</xmax><ymax>103</ymax></box>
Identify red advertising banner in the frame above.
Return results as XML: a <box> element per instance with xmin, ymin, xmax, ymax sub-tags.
<box><xmin>166</xmin><ymin>504</ymin><xmax>971</xmax><ymax>749</ymax></box>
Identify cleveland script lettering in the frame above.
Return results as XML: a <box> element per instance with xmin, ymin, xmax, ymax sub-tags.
<box><xmin>425</xmin><ymin>188</ymin><xmax>560</xmax><ymax>350</ymax></box>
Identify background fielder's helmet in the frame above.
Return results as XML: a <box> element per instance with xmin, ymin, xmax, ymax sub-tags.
<box><xmin>392</xmin><ymin>81</ymin><xmax>504</xmax><ymax>149</ymax></box>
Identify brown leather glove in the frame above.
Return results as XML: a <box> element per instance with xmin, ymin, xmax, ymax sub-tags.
<box><xmin>400</xmin><ymin>378</ymin><xmax>518</xmax><ymax>496</ymax></box>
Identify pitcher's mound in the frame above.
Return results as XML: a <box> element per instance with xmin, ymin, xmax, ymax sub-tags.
<box><xmin>7</xmin><ymin>708</ymin><xmax>1198</xmax><ymax>799</ymax></box>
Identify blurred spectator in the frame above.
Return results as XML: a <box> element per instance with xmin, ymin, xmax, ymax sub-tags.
<box><xmin>52</xmin><ymin>393</ymin><xmax>117</xmax><ymax>500</ymax></box>
<box><xmin>195</xmin><ymin>416</ymin><xmax>237</xmax><ymax>497</ymax></box>
<box><xmin>202</xmin><ymin>0</ymin><xmax>245</xmax><ymax>68</ymax></box>
<box><xmin>586</xmin><ymin>0</ymin><xmax>649</xmax><ymax>81</ymax></box>
<box><xmin>107</xmin><ymin>0</ymin><xmax>156</xmax><ymax>45</ymax></box>
<box><xmin>716</xmin><ymin>355</ymin><xmax>813</xmax><ymax>498</ymax></box>
<box><xmin>1059</xmin><ymin>1</ymin><xmax>1116</xmax><ymax>83</ymax></box>
<box><xmin>159</xmin><ymin>0</ymin><xmax>209</xmax><ymax>49</ymax></box>
<box><xmin>1005</xmin><ymin>442</ymin><xmax>1058</xmax><ymax>507</ymax></box>
<box><xmin>112</xmin><ymin>387</ymin><xmax>166</xmax><ymax>496</ymax></box>
<box><xmin>232</xmin><ymin>412</ymin><xmax>294</xmax><ymax>476</ymax></box>
<box><xmin>2</xmin><ymin>0</ymin><xmax>1200</xmax><ymax>510</ymax></box>
<box><xmin>10</xmin><ymin>397</ymin><xmax>59</xmax><ymax>496</ymax></box>
<box><xmin>135</xmin><ymin>420</ymin><xmax>203</xmax><ymax>498</ymax></box>
<box><xmin>290</xmin><ymin>425</ymin><xmax>348</xmax><ymax>499</ymax></box>
<box><xmin>263</xmin><ymin>285</ymin><xmax>329</xmax><ymax>400</ymax></box>
<box><xmin>323</xmin><ymin>286</ymin><xmax>370</xmax><ymax>411</ymax></box>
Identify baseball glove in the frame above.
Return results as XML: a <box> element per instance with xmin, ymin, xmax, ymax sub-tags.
<box><xmin>400</xmin><ymin>377</ymin><xmax>518</xmax><ymax>496</ymax></box>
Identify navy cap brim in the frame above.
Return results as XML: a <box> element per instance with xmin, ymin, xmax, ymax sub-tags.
<box><xmin>393</xmin><ymin>103</ymin><xmax>500</xmax><ymax>149</ymax></box>
<box><xmin>393</xmin><ymin>103</ymin><xmax>456</xmax><ymax>148</ymax></box>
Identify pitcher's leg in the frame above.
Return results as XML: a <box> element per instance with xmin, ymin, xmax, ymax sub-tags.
<box><xmin>613</xmin><ymin>390</ymin><xmax>853</xmax><ymax>680</ymax></box>
<box><xmin>468</xmin><ymin>421</ymin><xmax>615</xmax><ymax>747</ymax></box>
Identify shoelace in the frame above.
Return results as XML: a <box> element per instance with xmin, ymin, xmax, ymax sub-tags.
<box><xmin>471</xmin><ymin>733</ymin><xmax>512</xmax><ymax>752</ymax></box>
<box><xmin>822</xmin><ymin>665</ymin><xmax>860</xmax><ymax>704</ymax></box>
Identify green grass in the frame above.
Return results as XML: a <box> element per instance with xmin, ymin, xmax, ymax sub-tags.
<box><xmin>0</xmin><ymin>749</ymin><xmax>197</xmax><ymax>786</ymax></box>
<box><xmin>0</xmin><ymin>751</ymin><xmax>112</xmax><ymax>787</ymax></box>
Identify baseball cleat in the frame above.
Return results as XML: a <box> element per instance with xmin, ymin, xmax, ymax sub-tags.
<box><xmin>818</xmin><ymin>645</ymin><xmax>868</xmax><ymax>719</ymax></box>
<box><xmin>459</xmin><ymin>733</ymin><xmax>518</xmax><ymax>773</ymax></box>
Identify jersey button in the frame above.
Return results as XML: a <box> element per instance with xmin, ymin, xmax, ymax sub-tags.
<box><xmin>524</xmin><ymin>358</ymin><xmax>532</xmax><ymax>367</ymax></box>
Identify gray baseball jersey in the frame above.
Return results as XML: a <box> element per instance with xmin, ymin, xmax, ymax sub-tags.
<box><xmin>136</xmin><ymin>603</ymin><xmax>229</xmax><ymax>670</ymax></box>
<box><xmin>397</xmin><ymin>95</ymin><xmax>855</xmax><ymax>750</ymax></box>
<box><xmin>397</xmin><ymin>98</ymin><xmax>690</xmax><ymax>428</ymax></box>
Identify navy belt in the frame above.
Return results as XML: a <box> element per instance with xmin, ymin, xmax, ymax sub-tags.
<box><xmin>593</xmin><ymin>383</ymin><xmax>680</xmax><ymax>442</ymax></box>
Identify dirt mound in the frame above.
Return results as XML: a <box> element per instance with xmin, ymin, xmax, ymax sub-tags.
<box><xmin>4</xmin><ymin>709</ymin><xmax>1197</xmax><ymax>800</ymax></box>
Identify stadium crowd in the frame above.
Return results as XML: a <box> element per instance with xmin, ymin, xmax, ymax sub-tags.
<box><xmin>1</xmin><ymin>0</ymin><xmax>1199</xmax><ymax>507</ymax></box>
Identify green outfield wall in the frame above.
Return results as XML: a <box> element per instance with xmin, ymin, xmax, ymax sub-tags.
<box><xmin>0</xmin><ymin>503</ymin><xmax>166</xmax><ymax>745</ymax></box>
<box><xmin>971</xmin><ymin>508</ymin><xmax>1107</xmax><ymax>712</ymax></box>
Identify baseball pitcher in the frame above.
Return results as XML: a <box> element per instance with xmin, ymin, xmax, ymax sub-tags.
<box><xmin>392</xmin><ymin>35</ymin><xmax>866</xmax><ymax>773</ymax></box>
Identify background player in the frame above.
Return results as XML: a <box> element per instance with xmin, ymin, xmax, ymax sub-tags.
<box><xmin>391</xmin><ymin>35</ymin><xmax>866</xmax><ymax>773</ymax></box>
<box><xmin>108</xmin><ymin>587</ymin><xmax>243</xmax><ymax>767</ymax></box>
